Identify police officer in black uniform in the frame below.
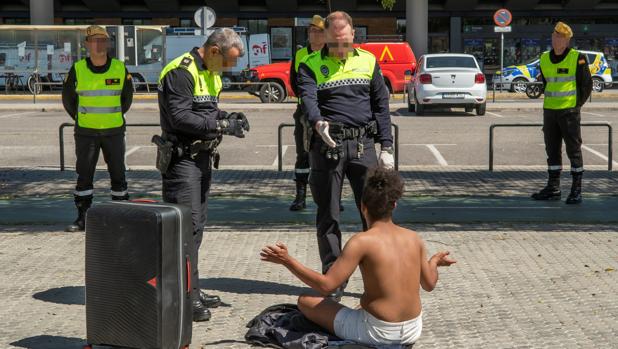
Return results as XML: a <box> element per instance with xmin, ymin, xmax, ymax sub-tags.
<box><xmin>288</xmin><ymin>15</ymin><xmax>326</xmax><ymax>211</ymax></box>
<box><xmin>157</xmin><ymin>28</ymin><xmax>250</xmax><ymax>321</ymax></box>
<box><xmin>297</xmin><ymin>11</ymin><xmax>394</xmax><ymax>301</ymax></box>
<box><xmin>62</xmin><ymin>25</ymin><xmax>133</xmax><ymax>232</ymax></box>
<box><xmin>532</xmin><ymin>22</ymin><xmax>592</xmax><ymax>204</ymax></box>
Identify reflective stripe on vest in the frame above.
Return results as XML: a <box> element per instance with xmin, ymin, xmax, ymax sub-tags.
<box><xmin>541</xmin><ymin>49</ymin><xmax>579</xmax><ymax>110</ymax></box>
<box><xmin>75</xmin><ymin>58</ymin><xmax>125</xmax><ymax>129</ymax></box>
<box><xmin>159</xmin><ymin>52</ymin><xmax>222</xmax><ymax>104</ymax></box>
<box><xmin>301</xmin><ymin>48</ymin><xmax>375</xmax><ymax>92</ymax></box>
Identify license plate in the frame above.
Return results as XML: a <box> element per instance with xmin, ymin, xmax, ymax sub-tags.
<box><xmin>443</xmin><ymin>93</ymin><xmax>465</xmax><ymax>99</ymax></box>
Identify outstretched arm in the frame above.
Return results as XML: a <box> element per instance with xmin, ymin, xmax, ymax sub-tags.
<box><xmin>419</xmin><ymin>240</ymin><xmax>456</xmax><ymax>292</ymax></box>
<box><xmin>261</xmin><ymin>237</ymin><xmax>364</xmax><ymax>296</ymax></box>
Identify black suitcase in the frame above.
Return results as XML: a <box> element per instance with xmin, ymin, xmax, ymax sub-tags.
<box><xmin>85</xmin><ymin>201</ymin><xmax>193</xmax><ymax>349</ymax></box>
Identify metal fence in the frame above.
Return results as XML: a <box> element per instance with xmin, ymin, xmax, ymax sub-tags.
<box><xmin>489</xmin><ymin>122</ymin><xmax>613</xmax><ymax>171</ymax></box>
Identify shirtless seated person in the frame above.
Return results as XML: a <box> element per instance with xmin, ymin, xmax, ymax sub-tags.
<box><xmin>261</xmin><ymin>168</ymin><xmax>456</xmax><ymax>347</ymax></box>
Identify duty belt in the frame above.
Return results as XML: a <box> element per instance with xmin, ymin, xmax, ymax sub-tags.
<box><xmin>328</xmin><ymin>120</ymin><xmax>377</xmax><ymax>141</ymax></box>
<box><xmin>162</xmin><ymin>132</ymin><xmax>222</xmax><ymax>167</ymax></box>
<box><xmin>321</xmin><ymin>121</ymin><xmax>378</xmax><ymax>160</ymax></box>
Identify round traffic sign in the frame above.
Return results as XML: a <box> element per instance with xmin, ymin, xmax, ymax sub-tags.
<box><xmin>493</xmin><ymin>9</ymin><xmax>512</xmax><ymax>27</ymax></box>
<box><xmin>194</xmin><ymin>6</ymin><xmax>216</xmax><ymax>28</ymax></box>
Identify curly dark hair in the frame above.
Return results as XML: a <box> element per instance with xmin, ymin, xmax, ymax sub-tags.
<box><xmin>361</xmin><ymin>167</ymin><xmax>404</xmax><ymax>221</ymax></box>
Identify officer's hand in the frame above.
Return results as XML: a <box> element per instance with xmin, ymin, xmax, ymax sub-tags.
<box><xmin>217</xmin><ymin>119</ymin><xmax>246</xmax><ymax>138</ymax></box>
<box><xmin>315</xmin><ymin>121</ymin><xmax>336</xmax><ymax>148</ymax></box>
<box><xmin>233</xmin><ymin>112</ymin><xmax>250</xmax><ymax>132</ymax></box>
<box><xmin>378</xmin><ymin>147</ymin><xmax>395</xmax><ymax>170</ymax></box>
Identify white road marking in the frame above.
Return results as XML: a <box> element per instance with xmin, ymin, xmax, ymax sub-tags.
<box><xmin>581</xmin><ymin>145</ymin><xmax>618</xmax><ymax>167</ymax></box>
<box><xmin>425</xmin><ymin>144</ymin><xmax>448</xmax><ymax>166</ymax></box>
<box><xmin>582</xmin><ymin>111</ymin><xmax>605</xmax><ymax>117</ymax></box>
<box><xmin>125</xmin><ymin>146</ymin><xmax>141</xmax><ymax>158</ymax></box>
<box><xmin>272</xmin><ymin>145</ymin><xmax>288</xmax><ymax>167</ymax></box>
<box><xmin>486</xmin><ymin>111</ymin><xmax>504</xmax><ymax>118</ymax></box>
<box><xmin>400</xmin><ymin>144</ymin><xmax>456</xmax><ymax>146</ymax></box>
<box><xmin>420</xmin><ymin>207</ymin><xmax>562</xmax><ymax>210</ymax></box>
<box><xmin>0</xmin><ymin>111</ymin><xmax>37</xmax><ymax>119</ymax></box>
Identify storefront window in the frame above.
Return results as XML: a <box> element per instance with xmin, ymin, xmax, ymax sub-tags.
<box><xmin>238</xmin><ymin>19</ymin><xmax>268</xmax><ymax>35</ymax></box>
<box><xmin>270</xmin><ymin>27</ymin><xmax>293</xmax><ymax>60</ymax></box>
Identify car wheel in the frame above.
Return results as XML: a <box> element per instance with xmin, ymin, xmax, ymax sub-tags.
<box><xmin>221</xmin><ymin>76</ymin><xmax>233</xmax><ymax>90</ymax></box>
<box><xmin>131</xmin><ymin>73</ymin><xmax>146</xmax><ymax>91</ymax></box>
<box><xmin>465</xmin><ymin>105</ymin><xmax>473</xmax><ymax>113</ymax></box>
<box><xmin>415</xmin><ymin>96</ymin><xmax>424</xmax><ymax>116</ymax></box>
<box><xmin>259</xmin><ymin>81</ymin><xmax>285</xmax><ymax>103</ymax></box>
<box><xmin>476</xmin><ymin>102</ymin><xmax>486</xmax><ymax>116</ymax></box>
<box><xmin>407</xmin><ymin>91</ymin><xmax>415</xmax><ymax>112</ymax></box>
<box><xmin>27</xmin><ymin>74</ymin><xmax>42</xmax><ymax>95</ymax></box>
<box><xmin>511</xmin><ymin>78</ymin><xmax>527</xmax><ymax>93</ymax></box>
<box><xmin>592</xmin><ymin>77</ymin><xmax>604</xmax><ymax>93</ymax></box>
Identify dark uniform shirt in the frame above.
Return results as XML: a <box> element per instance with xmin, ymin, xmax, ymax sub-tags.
<box><xmin>297</xmin><ymin>47</ymin><xmax>393</xmax><ymax>147</ymax></box>
<box><xmin>62</xmin><ymin>57</ymin><xmax>133</xmax><ymax>136</ymax></box>
<box><xmin>158</xmin><ymin>47</ymin><xmax>228</xmax><ymax>143</ymax></box>
<box><xmin>539</xmin><ymin>48</ymin><xmax>593</xmax><ymax>110</ymax></box>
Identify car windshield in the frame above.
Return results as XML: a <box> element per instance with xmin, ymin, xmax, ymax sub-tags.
<box><xmin>426</xmin><ymin>56</ymin><xmax>478</xmax><ymax>69</ymax></box>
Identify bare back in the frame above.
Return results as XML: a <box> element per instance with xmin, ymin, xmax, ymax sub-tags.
<box><xmin>356</xmin><ymin>225</ymin><xmax>423</xmax><ymax>323</ymax></box>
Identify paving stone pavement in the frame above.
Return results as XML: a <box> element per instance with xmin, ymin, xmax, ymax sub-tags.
<box><xmin>1</xmin><ymin>166</ymin><xmax>616</xmax><ymax>199</ymax></box>
<box><xmin>0</xmin><ymin>224</ymin><xmax>616</xmax><ymax>349</ymax></box>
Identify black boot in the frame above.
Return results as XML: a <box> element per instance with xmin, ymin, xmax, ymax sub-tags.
<box><xmin>199</xmin><ymin>290</ymin><xmax>222</xmax><ymax>308</ymax></box>
<box><xmin>532</xmin><ymin>170</ymin><xmax>562</xmax><ymax>200</ymax></box>
<box><xmin>566</xmin><ymin>172</ymin><xmax>583</xmax><ymax>205</ymax></box>
<box><xmin>289</xmin><ymin>181</ymin><xmax>307</xmax><ymax>211</ymax></box>
<box><xmin>65</xmin><ymin>199</ymin><xmax>90</xmax><ymax>232</ymax></box>
<box><xmin>192</xmin><ymin>299</ymin><xmax>211</xmax><ymax>322</ymax></box>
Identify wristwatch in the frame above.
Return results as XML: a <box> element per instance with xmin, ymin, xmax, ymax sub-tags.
<box><xmin>382</xmin><ymin>146</ymin><xmax>394</xmax><ymax>155</ymax></box>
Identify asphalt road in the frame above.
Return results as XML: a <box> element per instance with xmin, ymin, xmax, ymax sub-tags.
<box><xmin>0</xmin><ymin>107</ymin><xmax>616</xmax><ymax>170</ymax></box>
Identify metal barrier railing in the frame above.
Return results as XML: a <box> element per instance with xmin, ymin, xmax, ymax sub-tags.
<box><xmin>277</xmin><ymin>123</ymin><xmax>400</xmax><ymax>172</ymax></box>
<box><xmin>58</xmin><ymin>122</ymin><xmax>160</xmax><ymax>171</ymax></box>
<box><xmin>489</xmin><ymin>122</ymin><xmax>613</xmax><ymax>171</ymax></box>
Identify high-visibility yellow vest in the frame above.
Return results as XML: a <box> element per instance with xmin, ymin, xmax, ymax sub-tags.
<box><xmin>159</xmin><ymin>52</ymin><xmax>222</xmax><ymax>104</ymax></box>
<box><xmin>75</xmin><ymin>58</ymin><xmax>125</xmax><ymax>129</ymax></box>
<box><xmin>300</xmin><ymin>48</ymin><xmax>376</xmax><ymax>91</ymax></box>
<box><xmin>294</xmin><ymin>47</ymin><xmax>310</xmax><ymax>73</ymax></box>
<box><xmin>541</xmin><ymin>49</ymin><xmax>579</xmax><ymax>110</ymax></box>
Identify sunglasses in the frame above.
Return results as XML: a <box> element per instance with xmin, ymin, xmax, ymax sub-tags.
<box><xmin>87</xmin><ymin>38</ymin><xmax>109</xmax><ymax>44</ymax></box>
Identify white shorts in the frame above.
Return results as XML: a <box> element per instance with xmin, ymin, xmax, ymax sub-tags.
<box><xmin>333</xmin><ymin>307</ymin><xmax>422</xmax><ymax>346</ymax></box>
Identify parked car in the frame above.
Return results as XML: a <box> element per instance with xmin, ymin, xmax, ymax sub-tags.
<box><xmin>493</xmin><ymin>50</ymin><xmax>613</xmax><ymax>93</ymax></box>
<box><xmin>241</xmin><ymin>42</ymin><xmax>417</xmax><ymax>103</ymax></box>
<box><xmin>407</xmin><ymin>53</ymin><xmax>487</xmax><ymax>116</ymax></box>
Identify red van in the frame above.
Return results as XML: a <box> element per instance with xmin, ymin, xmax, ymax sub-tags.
<box><xmin>242</xmin><ymin>42</ymin><xmax>417</xmax><ymax>103</ymax></box>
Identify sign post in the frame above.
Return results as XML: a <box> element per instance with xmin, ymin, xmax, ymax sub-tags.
<box><xmin>493</xmin><ymin>9</ymin><xmax>512</xmax><ymax>92</ymax></box>
<box><xmin>194</xmin><ymin>6</ymin><xmax>216</xmax><ymax>36</ymax></box>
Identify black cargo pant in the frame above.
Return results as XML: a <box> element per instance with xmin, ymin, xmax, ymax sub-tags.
<box><xmin>543</xmin><ymin>108</ymin><xmax>584</xmax><ymax>173</ymax></box>
<box><xmin>293</xmin><ymin>106</ymin><xmax>310</xmax><ymax>183</ymax></box>
<box><xmin>74</xmin><ymin>133</ymin><xmax>128</xmax><ymax>207</ymax></box>
<box><xmin>162</xmin><ymin>151</ymin><xmax>212</xmax><ymax>301</ymax></box>
<box><xmin>309</xmin><ymin>135</ymin><xmax>378</xmax><ymax>273</ymax></box>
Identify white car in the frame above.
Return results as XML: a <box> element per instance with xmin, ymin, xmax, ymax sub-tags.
<box><xmin>408</xmin><ymin>54</ymin><xmax>487</xmax><ymax>116</ymax></box>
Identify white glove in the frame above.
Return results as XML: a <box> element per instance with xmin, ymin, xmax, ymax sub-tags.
<box><xmin>378</xmin><ymin>148</ymin><xmax>395</xmax><ymax>170</ymax></box>
<box><xmin>315</xmin><ymin>121</ymin><xmax>336</xmax><ymax>148</ymax></box>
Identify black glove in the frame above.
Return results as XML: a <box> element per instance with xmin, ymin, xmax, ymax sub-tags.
<box><xmin>217</xmin><ymin>118</ymin><xmax>246</xmax><ymax>138</ymax></box>
<box><xmin>227</xmin><ymin>112</ymin><xmax>250</xmax><ymax>132</ymax></box>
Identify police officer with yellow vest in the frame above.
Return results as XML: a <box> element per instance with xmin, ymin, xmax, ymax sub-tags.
<box><xmin>532</xmin><ymin>22</ymin><xmax>592</xmax><ymax>204</ymax></box>
<box><xmin>288</xmin><ymin>15</ymin><xmax>326</xmax><ymax>211</ymax></box>
<box><xmin>157</xmin><ymin>28</ymin><xmax>249</xmax><ymax>322</ymax></box>
<box><xmin>62</xmin><ymin>25</ymin><xmax>133</xmax><ymax>232</ymax></box>
<box><xmin>297</xmin><ymin>11</ymin><xmax>394</xmax><ymax>301</ymax></box>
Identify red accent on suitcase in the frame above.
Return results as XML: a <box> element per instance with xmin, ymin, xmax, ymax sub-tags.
<box><xmin>186</xmin><ymin>257</ymin><xmax>191</xmax><ymax>294</ymax></box>
<box><xmin>131</xmin><ymin>199</ymin><xmax>158</xmax><ymax>203</ymax></box>
<box><xmin>147</xmin><ymin>277</ymin><xmax>157</xmax><ymax>288</ymax></box>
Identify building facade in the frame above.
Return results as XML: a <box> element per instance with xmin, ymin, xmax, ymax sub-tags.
<box><xmin>1</xmin><ymin>0</ymin><xmax>618</xmax><ymax>71</ymax></box>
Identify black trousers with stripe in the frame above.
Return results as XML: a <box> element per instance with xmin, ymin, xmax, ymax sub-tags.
<box><xmin>543</xmin><ymin>108</ymin><xmax>584</xmax><ymax>172</ymax></box>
